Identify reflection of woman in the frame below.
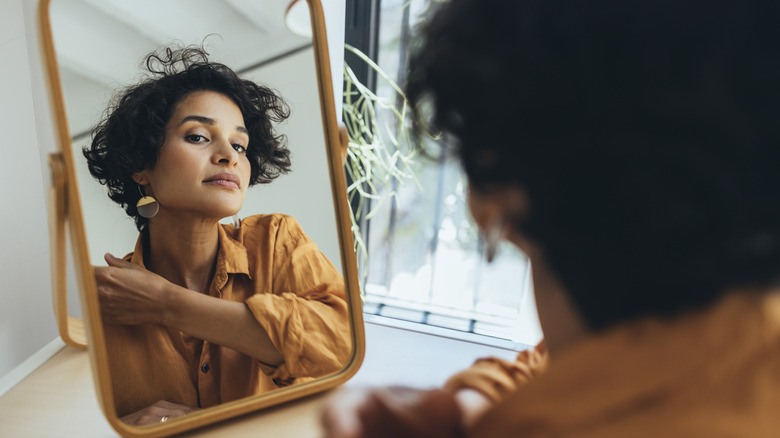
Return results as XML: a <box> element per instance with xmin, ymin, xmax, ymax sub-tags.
<box><xmin>323</xmin><ymin>1</ymin><xmax>780</xmax><ymax>437</ymax></box>
<box><xmin>84</xmin><ymin>47</ymin><xmax>350</xmax><ymax>425</ymax></box>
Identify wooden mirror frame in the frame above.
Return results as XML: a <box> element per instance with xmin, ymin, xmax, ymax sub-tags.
<box><xmin>38</xmin><ymin>0</ymin><xmax>365</xmax><ymax>436</ymax></box>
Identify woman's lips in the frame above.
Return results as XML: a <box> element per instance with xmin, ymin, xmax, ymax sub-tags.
<box><xmin>205</xmin><ymin>179</ymin><xmax>240</xmax><ymax>189</ymax></box>
<box><xmin>204</xmin><ymin>173</ymin><xmax>240</xmax><ymax>189</ymax></box>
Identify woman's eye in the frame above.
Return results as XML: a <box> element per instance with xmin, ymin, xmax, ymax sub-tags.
<box><xmin>186</xmin><ymin>134</ymin><xmax>208</xmax><ymax>143</ymax></box>
<box><xmin>232</xmin><ymin>144</ymin><xmax>247</xmax><ymax>154</ymax></box>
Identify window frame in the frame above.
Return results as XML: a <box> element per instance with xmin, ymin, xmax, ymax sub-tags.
<box><xmin>343</xmin><ymin>0</ymin><xmax>538</xmax><ymax>351</ymax></box>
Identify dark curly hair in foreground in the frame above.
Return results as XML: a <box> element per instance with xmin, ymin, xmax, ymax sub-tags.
<box><xmin>84</xmin><ymin>46</ymin><xmax>291</xmax><ymax>231</ymax></box>
<box><xmin>407</xmin><ymin>0</ymin><xmax>780</xmax><ymax>330</ymax></box>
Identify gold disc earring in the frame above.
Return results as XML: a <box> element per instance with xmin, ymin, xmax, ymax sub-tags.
<box><xmin>136</xmin><ymin>185</ymin><xmax>159</xmax><ymax>219</ymax></box>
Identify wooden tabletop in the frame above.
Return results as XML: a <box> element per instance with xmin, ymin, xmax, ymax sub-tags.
<box><xmin>0</xmin><ymin>322</ymin><xmax>518</xmax><ymax>437</ymax></box>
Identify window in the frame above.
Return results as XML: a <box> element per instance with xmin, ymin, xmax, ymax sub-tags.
<box><xmin>345</xmin><ymin>0</ymin><xmax>542</xmax><ymax>348</ymax></box>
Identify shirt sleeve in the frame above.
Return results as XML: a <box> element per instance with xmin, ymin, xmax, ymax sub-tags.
<box><xmin>443</xmin><ymin>341</ymin><xmax>549</xmax><ymax>402</ymax></box>
<box><xmin>244</xmin><ymin>216</ymin><xmax>351</xmax><ymax>383</ymax></box>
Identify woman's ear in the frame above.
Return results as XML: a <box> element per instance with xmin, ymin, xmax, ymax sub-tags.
<box><xmin>131</xmin><ymin>172</ymin><xmax>148</xmax><ymax>186</ymax></box>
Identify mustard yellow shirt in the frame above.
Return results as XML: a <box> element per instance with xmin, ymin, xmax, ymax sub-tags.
<box><xmin>104</xmin><ymin>214</ymin><xmax>351</xmax><ymax>416</ymax></box>
<box><xmin>450</xmin><ymin>292</ymin><xmax>780</xmax><ymax>437</ymax></box>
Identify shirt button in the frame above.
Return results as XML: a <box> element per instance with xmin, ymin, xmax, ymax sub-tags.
<box><xmin>201</xmin><ymin>363</ymin><xmax>210</xmax><ymax>373</ymax></box>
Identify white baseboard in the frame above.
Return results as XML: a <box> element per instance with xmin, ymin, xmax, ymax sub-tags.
<box><xmin>0</xmin><ymin>338</ymin><xmax>65</xmax><ymax>397</ymax></box>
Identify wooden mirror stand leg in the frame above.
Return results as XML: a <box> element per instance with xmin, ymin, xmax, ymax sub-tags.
<box><xmin>338</xmin><ymin>123</ymin><xmax>349</xmax><ymax>165</ymax></box>
<box><xmin>48</xmin><ymin>152</ymin><xmax>87</xmax><ymax>349</ymax></box>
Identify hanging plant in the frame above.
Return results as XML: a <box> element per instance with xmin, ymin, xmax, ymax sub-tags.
<box><xmin>342</xmin><ymin>43</ymin><xmax>421</xmax><ymax>282</ymax></box>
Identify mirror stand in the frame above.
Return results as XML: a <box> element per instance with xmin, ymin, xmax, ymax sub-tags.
<box><xmin>39</xmin><ymin>0</ymin><xmax>366</xmax><ymax>434</ymax></box>
<box><xmin>47</xmin><ymin>151</ymin><xmax>87</xmax><ymax>349</ymax></box>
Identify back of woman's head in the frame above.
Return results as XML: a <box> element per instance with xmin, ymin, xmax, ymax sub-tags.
<box><xmin>408</xmin><ymin>0</ymin><xmax>780</xmax><ymax>330</ymax></box>
<box><xmin>85</xmin><ymin>46</ymin><xmax>291</xmax><ymax>230</ymax></box>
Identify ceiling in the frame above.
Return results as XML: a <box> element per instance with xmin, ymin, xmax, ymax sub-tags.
<box><xmin>49</xmin><ymin>0</ymin><xmax>310</xmax><ymax>89</ymax></box>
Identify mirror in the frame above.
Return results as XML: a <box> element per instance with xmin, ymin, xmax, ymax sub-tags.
<box><xmin>39</xmin><ymin>0</ymin><xmax>364</xmax><ymax>435</ymax></box>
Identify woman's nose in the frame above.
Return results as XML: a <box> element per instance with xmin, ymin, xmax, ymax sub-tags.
<box><xmin>212</xmin><ymin>138</ymin><xmax>238</xmax><ymax>165</ymax></box>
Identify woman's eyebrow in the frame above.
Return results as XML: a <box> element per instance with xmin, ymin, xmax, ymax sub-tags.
<box><xmin>180</xmin><ymin>115</ymin><xmax>215</xmax><ymax>126</ymax></box>
<box><xmin>180</xmin><ymin>115</ymin><xmax>248</xmax><ymax>135</ymax></box>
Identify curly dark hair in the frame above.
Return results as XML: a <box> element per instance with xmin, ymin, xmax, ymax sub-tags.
<box><xmin>407</xmin><ymin>0</ymin><xmax>780</xmax><ymax>330</ymax></box>
<box><xmin>84</xmin><ymin>46</ymin><xmax>292</xmax><ymax>230</ymax></box>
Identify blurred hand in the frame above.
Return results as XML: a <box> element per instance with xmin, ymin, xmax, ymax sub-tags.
<box><xmin>321</xmin><ymin>386</ymin><xmax>464</xmax><ymax>438</ymax></box>
<box><xmin>94</xmin><ymin>253</ymin><xmax>169</xmax><ymax>325</ymax></box>
<box><xmin>120</xmin><ymin>400</ymin><xmax>198</xmax><ymax>426</ymax></box>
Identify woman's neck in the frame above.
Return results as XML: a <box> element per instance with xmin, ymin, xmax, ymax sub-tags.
<box><xmin>515</xmin><ymin>238</ymin><xmax>589</xmax><ymax>357</ymax></box>
<box><xmin>144</xmin><ymin>212</ymin><xmax>221</xmax><ymax>294</ymax></box>
<box><xmin>534</xmin><ymin>276</ymin><xmax>589</xmax><ymax>357</ymax></box>
<box><xmin>531</xmin><ymin>259</ymin><xmax>589</xmax><ymax>357</ymax></box>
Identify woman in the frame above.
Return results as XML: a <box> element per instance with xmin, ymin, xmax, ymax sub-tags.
<box><xmin>85</xmin><ymin>46</ymin><xmax>351</xmax><ymax>425</ymax></box>
<box><xmin>322</xmin><ymin>0</ymin><xmax>780</xmax><ymax>436</ymax></box>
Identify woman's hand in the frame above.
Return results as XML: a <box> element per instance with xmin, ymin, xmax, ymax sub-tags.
<box><xmin>321</xmin><ymin>386</ymin><xmax>465</xmax><ymax>438</ymax></box>
<box><xmin>120</xmin><ymin>400</ymin><xmax>198</xmax><ymax>426</ymax></box>
<box><xmin>94</xmin><ymin>253</ymin><xmax>170</xmax><ymax>325</ymax></box>
<box><xmin>453</xmin><ymin>388</ymin><xmax>493</xmax><ymax>429</ymax></box>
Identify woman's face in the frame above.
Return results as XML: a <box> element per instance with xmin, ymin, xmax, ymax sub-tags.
<box><xmin>135</xmin><ymin>90</ymin><xmax>251</xmax><ymax>222</ymax></box>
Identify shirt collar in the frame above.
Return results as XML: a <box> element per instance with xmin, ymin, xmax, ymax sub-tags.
<box><xmin>128</xmin><ymin>233</ymin><xmax>146</xmax><ymax>267</ymax></box>
<box><xmin>215</xmin><ymin>223</ymin><xmax>250</xmax><ymax>276</ymax></box>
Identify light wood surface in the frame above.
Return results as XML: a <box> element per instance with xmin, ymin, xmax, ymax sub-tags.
<box><xmin>0</xmin><ymin>322</ymin><xmax>517</xmax><ymax>437</ymax></box>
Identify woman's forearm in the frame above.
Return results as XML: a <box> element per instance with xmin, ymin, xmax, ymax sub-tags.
<box><xmin>160</xmin><ymin>284</ymin><xmax>284</xmax><ymax>367</ymax></box>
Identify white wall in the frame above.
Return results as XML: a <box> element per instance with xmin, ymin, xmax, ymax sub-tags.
<box><xmin>0</xmin><ymin>0</ymin><xmax>346</xmax><ymax>387</ymax></box>
<box><xmin>240</xmin><ymin>49</ymin><xmax>342</xmax><ymax>270</ymax></box>
<box><xmin>0</xmin><ymin>0</ymin><xmax>59</xmax><ymax>382</ymax></box>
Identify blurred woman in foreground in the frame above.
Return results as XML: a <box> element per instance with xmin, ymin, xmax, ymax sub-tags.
<box><xmin>322</xmin><ymin>1</ymin><xmax>780</xmax><ymax>436</ymax></box>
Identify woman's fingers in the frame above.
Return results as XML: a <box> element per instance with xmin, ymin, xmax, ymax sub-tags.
<box><xmin>93</xmin><ymin>258</ymin><xmax>168</xmax><ymax>325</ymax></box>
<box><xmin>104</xmin><ymin>252</ymin><xmax>122</xmax><ymax>265</ymax></box>
<box><xmin>104</xmin><ymin>252</ymin><xmax>141</xmax><ymax>269</ymax></box>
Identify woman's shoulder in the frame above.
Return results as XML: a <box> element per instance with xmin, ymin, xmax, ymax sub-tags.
<box><xmin>238</xmin><ymin>213</ymin><xmax>299</xmax><ymax>229</ymax></box>
<box><xmin>232</xmin><ymin>214</ymin><xmax>305</xmax><ymax>240</ymax></box>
